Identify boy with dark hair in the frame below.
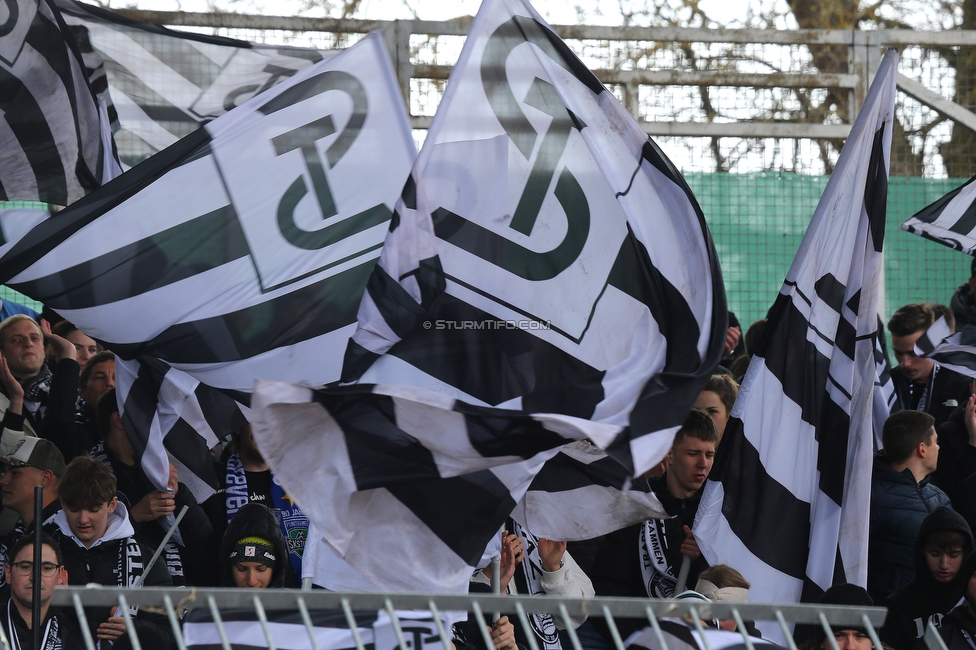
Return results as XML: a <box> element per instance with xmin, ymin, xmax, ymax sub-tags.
<box><xmin>52</xmin><ymin>456</ymin><xmax>174</xmax><ymax>649</ymax></box>
<box><xmin>1</xmin><ymin>533</ymin><xmax>83</xmax><ymax>649</ymax></box>
<box><xmin>888</xmin><ymin>303</ymin><xmax>969</xmax><ymax>428</ymax></box>
<box><xmin>576</xmin><ymin>408</ymin><xmax>719</xmax><ymax>643</ymax></box>
<box><xmin>870</xmin><ymin>410</ymin><xmax>952</xmax><ymax>602</ymax></box>
<box><xmin>882</xmin><ymin>507</ymin><xmax>974</xmax><ymax>650</ymax></box>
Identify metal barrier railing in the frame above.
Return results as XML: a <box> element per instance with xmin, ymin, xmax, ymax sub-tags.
<box><xmin>44</xmin><ymin>587</ymin><xmax>890</xmax><ymax>650</ymax></box>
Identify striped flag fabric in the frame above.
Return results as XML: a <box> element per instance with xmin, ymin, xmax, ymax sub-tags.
<box><xmin>693</xmin><ymin>47</ymin><xmax>899</xmax><ymax>627</ymax></box>
<box><xmin>182</xmin><ymin>607</ymin><xmax>449</xmax><ymax>650</ymax></box>
<box><xmin>340</xmin><ymin>0</ymin><xmax>727</xmax><ymax>479</ymax></box>
<box><xmin>115</xmin><ymin>356</ymin><xmax>247</xmax><ymax>502</ymax></box>
<box><xmin>1</xmin><ymin>0</ymin><xmax>118</xmax><ymax>205</ymax></box>
<box><xmin>250</xmin><ymin>379</ymin><xmax>623</xmax><ymax>592</ymax></box>
<box><xmin>510</xmin><ymin>442</ymin><xmax>668</xmax><ymax>541</ymax></box>
<box><xmin>626</xmin><ymin>619</ymin><xmax>783</xmax><ymax>650</ymax></box>
<box><xmin>250</xmin><ymin>0</ymin><xmax>723</xmax><ymax>594</ymax></box>
<box><xmin>0</xmin><ymin>31</ymin><xmax>414</xmax><ymax>499</ymax></box>
<box><xmin>913</xmin><ymin>316</ymin><xmax>976</xmax><ymax>380</ymax></box>
<box><xmin>901</xmin><ymin>175</ymin><xmax>976</xmax><ymax>254</ymax></box>
<box><xmin>56</xmin><ymin>0</ymin><xmax>334</xmax><ymax>170</ymax></box>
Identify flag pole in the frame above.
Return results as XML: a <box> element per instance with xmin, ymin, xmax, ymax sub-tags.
<box><xmin>491</xmin><ymin>555</ymin><xmax>501</xmax><ymax>622</ymax></box>
<box><xmin>33</xmin><ymin>485</ymin><xmax>43</xmax><ymax>650</ymax></box>
<box><xmin>675</xmin><ymin>555</ymin><xmax>691</xmax><ymax>594</ymax></box>
<box><xmin>134</xmin><ymin>505</ymin><xmax>189</xmax><ymax>587</ymax></box>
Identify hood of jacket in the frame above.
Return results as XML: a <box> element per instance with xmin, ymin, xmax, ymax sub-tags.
<box><xmin>219</xmin><ymin>502</ymin><xmax>289</xmax><ymax>588</ymax></box>
<box><xmin>914</xmin><ymin>506</ymin><xmax>974</xmax><ymax>588</ymax></box>
<box><xmin>53</xmin><ymin>500</ymin><xmax>135</xmax><ymax>549</ymax></box>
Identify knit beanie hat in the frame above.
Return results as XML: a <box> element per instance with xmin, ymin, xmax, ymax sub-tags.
<box><xmin>229</xmin><ymin>536</ymin><xmax>277</xmax><ymax>568</ymax></box>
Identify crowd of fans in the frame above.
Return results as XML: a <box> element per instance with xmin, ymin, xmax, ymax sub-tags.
<box><xmin>3</xmin><ymin>262</ymin><xmax>976</xmax><ymax>649</ymax></box>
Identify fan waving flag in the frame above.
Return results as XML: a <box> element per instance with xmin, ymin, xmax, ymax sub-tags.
<box><xmin>1</xmin><ymin>0</ymin><xmax>118</xmax><ymax>204</ymax></box>
<box><xmin>694</xmin><ymin>48</ymin><xmax>898</xmax><ymax>625</ymax></box>
<box><xmin>340</xmin><ymin>0</ymin><xmax>727</xmax><ymax>478</ymax></box>
<box><xmin>55</xmin><ymin>0</ymin><xmax>334</xmax><ymax>169</ymax></box>
<box><xmin>250</xmin><ymin>0</ymin><xmax>724</xmax><ymax>594</ymax></box>
<box><xmin>901</xmin><ymin>175</ymin><xmax>976</xmax><ymax>254</ymax></box>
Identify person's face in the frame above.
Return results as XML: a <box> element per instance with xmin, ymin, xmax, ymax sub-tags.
<box><xmin>6</xmin><ymin>543</ymin><xmax>63</xmax><ymax>611</ymax></box>
<box><xmin>232</xmin><ymin>562</ymin><xmax>273</xmax><ymax>589</ymax></box>
<box><xmin>64</xmin><ymin>498</ymin><xmax>117</xmax><ymax>548</ymax></box>
<box><xmin>66</xmin><ymin>330</ymin><xmax>98</xmax><ymax>368</ymax></box>
<box><xmin>921</xmin><ymin>428</ymin><xmax>940</xmax><ymax>474</ymax></box>
<box><xmin>824</xmin><ymin>630</ymin><xmax>873</xmax><ymax>650</ymax></box>
<box><xmin>1</xmin><ymin>320</ymin><xmax>44</xmax><ymax>378</ymax></box>
<box><xmin>0</xmin><ymin>465</ymin><xmax>47</xmax><ymax>517</ymax></box>
<box><xmin>925</xmin><ymin>545</ymin><xmax>965</xmax><ymax>583</ymax></box>
<box><xmin>667</xmin><ymin>436</ymin><xmax>716</xmax><ymax>499</ymax></box>
<box><xmin>693</xmin><ymin>391</ymin><xmax>730</xmax><ymax>437</ymax></box>
<box><xmin>80</xmin><ymin>359</ymin><xmax>115</xmax><ymax>405</ymax></box>
<box><xmin>892</xmin><ymin>331</ymin><xmax>935</xmax><ymax>384</ymax></box>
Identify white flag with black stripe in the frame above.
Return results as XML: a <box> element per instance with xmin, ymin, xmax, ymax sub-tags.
<box><xmin>0</xmin><ymin>0</ymin><xmax>118</xmax><ymax>205</ymax></box>
<box><xmin>694</xmin><ymin>48</ymin><xmax>898</xmax><ymax>623</ymax></box>
<box><xmin>626</xmin><ymin>619</ymin><xmax>783</xmax><ymax>650</ymax></box>
<box><xmin>115</xmin><ymin>355</ymin><xmax>248</xmax><ymax>502</ymax></box>
<box><xmin>183</xmin><ymin>607</ymin><xmax>449</xmax><ymax>650</ymax></box>
<box><xmin>0</xmin><ymin>31</ymin><xmax>414</xmax><ymax>396</ymax></box>
<box><xmin>0</xmin><ymin>32</ymin><xmax>414</xmax><ymax>500</ymax></box>
<box><xmin>250</xmin><ymin>379</ymin><xmax>624</xmax><ymax>592</ymax></box>
<box><xmin>56</xmin><ymin>0</ymin><xmax>334</xmax><ymax>170</ymax></box>
<box><xmin>340</xmin><ymin>0</ymin><xmax>727</xmax><ymax>479</ymax></box>
<box><xmin>901</xmin><ymin>175</ymin><xmax>976</xmax><ymax>254</ymax></box>
<box><xmin>913</xmin><ymin>316</ymin><xmax>976</xmax><ymax>380</ymax></box>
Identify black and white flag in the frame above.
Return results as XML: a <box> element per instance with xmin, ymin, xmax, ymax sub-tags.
<box><xmin>913</xmin><ymin>316</ymin><xmax>976</xmax><ymax>380</ymax></box>
<box><xmin>901</xmin><ymin>175</ymin><xmax>976</xmax><ymax>254</ymax></box>
<box><xmin>694</xmin><ymin>48</ymin><xmax>898</xmax><ymax>622</ymax></box>
<box><xmin>1</xmin><ymin>0</ymin><xmax>118</xmax><ymax>205</ymax></box>
<box><xmin>55</xmin><ymin>0</ymin><xmax>334</xmax><ymax>170</ymax></box>
<box><xmin>341</xmin><ymin>0</ymin><xmax>727</xmax><ymax>478</ymax></box>
<box><xmin>250</xmin><ymin>379</ymin><xmax>624</xmax><ymax>592</ymax></box>
<box><xmin>116</xmin><ymin>355</ymin><xmax>248</xmax><ymax>502</ymax></box>
<box><xmin>0</xmin><ymin>32</ymin><xmax>414</xmax><ymax>498</ymax></box>
<box><xmin>626</xmin><ymin>619</ymin><xmax>783</xmax><ymax>650</ymax></box>
<box><xmin>511</xmin><ymin>442</ymin><xmax>668</xmax><ymax>541</ymax></box>
<box><xmin>182</xmin><ymin>607</ymin><xmax>449</xmax><ymax>650</ymax></box>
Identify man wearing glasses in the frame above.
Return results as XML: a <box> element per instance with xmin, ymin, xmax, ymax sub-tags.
<box><xmin>1</xmin><ymin>532</ymin><xmax>82</xmax><ymax>649</ymax></box>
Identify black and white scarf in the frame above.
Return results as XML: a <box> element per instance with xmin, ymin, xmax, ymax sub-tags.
<box><xmin>639</xmin><ymin>519</ymin><xmax>677</xmax><ymax>599</ymax></box>
<box><xmin>510</xmin><ymin>521</ymin><xmax>562</xmax><ymax>650</ymax></box>
<box><xmin>21</xmin><ymin>365</ymin><xmax>52</xmax><ymax>424</ymax></box>
<box><xmin>6</xmin><ymin>600</ymin><xmax>61</xmax><ymax>650</ymax></box>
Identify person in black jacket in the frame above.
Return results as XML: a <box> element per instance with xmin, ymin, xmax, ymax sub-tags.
<box><xmin>927</xmin><ymin>551</ymin><xmax>976</xmax><ymax>650</ymax></box>
<box><xmin>51</xmin><ymin>455</ymin><xmax>175</xmax><ymax>650</ymax></box>
<box><xmin>219</xmin><ymin>503</ymin><xmax>290</xmax><ymax>589</ymax></box>
<box><xmin>882</xmin><ymin>507</ymin><xmax>974</xmax><ymax>650</ymax></box>
<box><xmin>1</xmin><ymin>533</ymin><xmax>84</xmax><ymax>650</ymax></box>
<box><xmin>889</xmin><ymin>304</ymin><xmax>970</xmax><ymax>428</ymax></box>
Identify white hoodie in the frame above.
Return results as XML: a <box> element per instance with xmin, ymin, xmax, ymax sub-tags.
<box><xmin>53</xmin><ymin>500</ymin><xmax>135</xmax><ymax>549</ymax></box>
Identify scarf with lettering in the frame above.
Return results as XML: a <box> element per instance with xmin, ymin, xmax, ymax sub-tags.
<box><xmin>639</xmin><ymin>519</ymin><xmax>677</xmax><ymax>599</ymax></box>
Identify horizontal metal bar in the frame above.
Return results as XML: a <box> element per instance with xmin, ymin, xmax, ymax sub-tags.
<box><xmin>641</xmin><ymin>122</ymin><xmax>851</xmax><ymax>138</ymax></box>
<box><xmin>106</xmin><ymin>11</ymin><xmax>976</xmax><ymax>48</ymax></box>
<box><xmin>50</xmin><ymin>586</ymin><xmax>886</xmax><ymax>627</ymax></box>
<box><xmin>411</xmin><ymin>64</ymin><xmax>857</xmax><ymax>89</ymax></box>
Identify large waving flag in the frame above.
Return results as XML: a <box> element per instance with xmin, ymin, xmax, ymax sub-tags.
<box><xmin>341</xmin><ymin>0</ymin><xmax>727</xmax><ymax>478</ymax></box>
<box><xmin>0</xmin><ymin>31</ymin><xmax>414</xmax><ymax>497</ymax></box>
<box><xmin>901</xmin><ymin>175</ymin><xmax>976</xmax><ymax>254</ymax></box>
<box><xmin>251</xmin><ymin>0</ymin><xmax>724</xmax><ymax>594</ymax></box>
<box><xmin>1</xmin><ymin>0</ymin><xmax>118</xmax><ymax>204</ymax></box>
<box><xmin>694</xmin><ymin>48</ymin><xmax>898</xmax><ymax>622</ymax></box>
<box><xmin>55</xmin><ymin>0</ymin><xmax>333</xmax><ymax>170</ymax></box>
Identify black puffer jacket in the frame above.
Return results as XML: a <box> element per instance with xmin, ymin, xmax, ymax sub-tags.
<box><xmin>219</xmin><ymin>503</ymin><xmax>290</xmax><ymax>588</ymax></box>
<box><xmin>882</xmin><ymin>507</ymin><xmax>973</xmax><ymax>650</ymax></box>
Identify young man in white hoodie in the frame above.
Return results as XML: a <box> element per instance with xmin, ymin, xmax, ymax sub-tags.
<box><xmin>52</xmin><ymin>455</ymin><xmax>174</xmax><ymax>649</ymax></box>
